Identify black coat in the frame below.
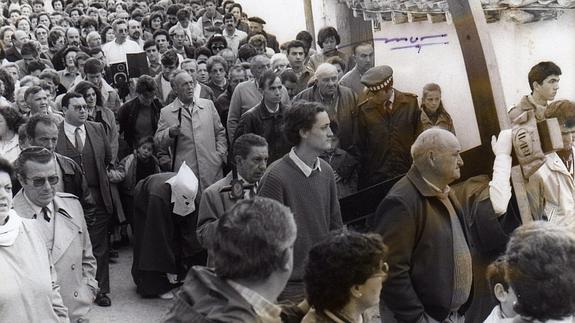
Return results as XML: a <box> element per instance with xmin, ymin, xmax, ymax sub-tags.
<box><xmin>357</xmin><ymin>89</ymin><xmax>420</xmax><ymax>188</ymax></box>
<box><xmin>371</xmin><ymin>166</ymin><xmax>473</xmax><ymax>322</ymax></box>
<box><xmin>118</xmin><ymin>96</ymin><xmax>162</xmax><ymax>149</ymax></box>
<box><xmin>3</xmin><ymin>46</ymin><xmax>22</xmax><ymax>62</ymax></box>
<box><xmin>234</xmin><ymin>101</ymin><xmax>291</xmax><ymax>163</ymax></box>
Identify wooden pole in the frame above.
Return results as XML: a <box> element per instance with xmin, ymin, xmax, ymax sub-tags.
<box><xmin>446</xmin><ymin>0</ymin><xmax>532</xmax><ymax>223</ymax></box>
<box><xmin>303</xmin><ymin>0</ymin><xmax>316</xmax><ymax>49</ymax></box>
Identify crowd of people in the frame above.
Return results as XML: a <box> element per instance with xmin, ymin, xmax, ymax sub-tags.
<box><xmin>0</xmin><ymin>0</ymin><xmax>574</xmax><ymax>322</ymax></box>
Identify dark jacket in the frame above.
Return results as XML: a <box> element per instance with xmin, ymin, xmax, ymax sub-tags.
<box><xmin>118</xmin><ymin>96</ymin><xmax>162</xmax><ymax>149</ymax></box>
<box><xmin>418</xmin><ymin>103</ymin><xmax>455</xmax><ymax>135</ymax></box>
<box><xmin>164</xmin><ymin>266</ymin><xmax>262</xmax><ymax>323</ymax></box>
<box><xmin>356</xmin><ymin>89</ymin><xmax>420</xmax><ymax>188</ymax></box>
<box><xmin>234</xmin><ymin>101</ymin><xmax>291</xmax><ymax>163</ymax></box>
<box><xmin>214</xmin><ymin>89</ymin><xmax>231</xmax><ymax>128</ymax></box>
<box><xmin>294</xmin><ymin>84</ymin><xmax>358</xmax><ymax>154</ymax></box>
<box><xmin>55</xmin><ymin>152</ymin><xmax>96</xmax><ymax>214</ymax></box>
<box><xmin>4</xmin><ymin>46</ymin><xmax>22</xmax><ymax>62</ymax></box>
<box><xmin>55</xmin><ymin>121</ymin><xmax>114</xmax><ymax>214</ymax></box>
<box><xmin>371</xmin><ymin>166</ymin><xmax>472</xmax><ymax>322</ymax></box>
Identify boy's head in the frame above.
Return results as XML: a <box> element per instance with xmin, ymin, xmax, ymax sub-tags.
<box><xmin>486</xmin><ymin>257</ymin><xmax>517</xmax><ymax>318</ymax></box>
<box><xmin>136</xmin><ymin>136</ymin><xmax>155</xmax><ymax>160</ymax></box>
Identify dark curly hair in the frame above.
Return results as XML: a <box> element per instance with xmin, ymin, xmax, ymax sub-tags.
<box><xmin>75</xmin><ymin>81</ymin><xmax>103</xmax><ymax>107</ymax></box>
<box><xmin>317</xmin><ymin>26</ymin><xmax>340</xmax><ymax>49</ymax></box>
<box><xmin>0</xmin><ymin>106</ymin><xmax>26</xmax><ymax>133</ymax></box>
<box><xmin>505</xmin><ymin>221</ymin><xmax>575</xmax><ymax>321</ymax></box>
<box><xmin>304</xmin><ymin>231</ymin><xmax>388</xmax><ymax>312</ymax></box>
<box><xmin>283</xmin><ymin>100</ymin><xmax>326</xmax><ymax>146</ymax></box>
<box><xmin>0</xmin><ymin>68</ymin><xmax>16</xmax><ymax>102</ymax></box>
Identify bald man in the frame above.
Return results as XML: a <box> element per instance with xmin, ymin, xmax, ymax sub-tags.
<box><xmin>294</xmin><ymin>63</ymin><xmax>358</xmax><ymax>154</ymax></box>
<box><xmin>371</xmin><ymin>128</ymin><xmax>516</xmax><ymax>323</ymax></box>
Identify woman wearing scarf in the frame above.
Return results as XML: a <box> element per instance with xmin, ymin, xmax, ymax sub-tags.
<box><xmin>0</xmin><ymin>157</ymin><xmax>69</xmax><ymax>323</ymax></box>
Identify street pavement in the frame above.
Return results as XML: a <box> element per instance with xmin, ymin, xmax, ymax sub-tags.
<box><xmin>87</xmin><ymin>246</ymin><xmax>173</xmax><ymax>323</ymax></box>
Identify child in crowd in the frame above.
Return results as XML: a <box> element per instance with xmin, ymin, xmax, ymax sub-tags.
<box><xmin>419</xmin><ymin>83</ymin><xmax>456</xmax><ymax>134</ymax></box>
<box><xmin>484</xmin><ymin>257</ymin><xmax>517</xmax><ymax>323</ymax></box>
<box><xmin>111</xmin><ymin>136</ymin><xmax>161</xmax><ymax>226</ymax></box>
<box><xmin>319</xmin><ymin>133</ymin><xmax>358</xmax><ymax>199</ymax></box>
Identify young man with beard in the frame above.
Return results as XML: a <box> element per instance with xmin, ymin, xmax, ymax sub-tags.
<box><xmin>127</xmin><ymin>19</ymin><xmax>145</xmax><ymax>49</ymax></box>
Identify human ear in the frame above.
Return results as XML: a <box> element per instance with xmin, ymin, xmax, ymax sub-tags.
<box><xmin>350</xmin><ymin>285</ymin><xmax>363</xmax><ymax>298</ymax></box>
<box><xmin>493</xmin><ymin>283</ymin><xmax>508</xmax><ymax>303</ymax></box>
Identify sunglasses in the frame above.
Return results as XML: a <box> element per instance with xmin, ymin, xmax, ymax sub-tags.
<box><xmin>28</xmin><ymin>175</ymin><xmax>59</xmax><ymax>187</ymax></box>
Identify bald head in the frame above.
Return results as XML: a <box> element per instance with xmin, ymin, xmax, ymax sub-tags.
<box><xmin>315</xmin><ymin>63</ymin><xmax>338</xmax><ymax>79</ymax></box>
<box><xmin>316</xmin><ymin>63</ymin><xmax>339</xmax><ymax>97</ymax></box>
<box><xmin>411</xmin><ymin>128</ymin><xmax>463</xmax><ymax>187</ymax></box>
<box><xmin>251</xmin><ymin>55</ymin><xmax>271</xmax><ymax>80</ymax></box>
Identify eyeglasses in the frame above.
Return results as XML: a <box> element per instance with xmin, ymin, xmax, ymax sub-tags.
<box><xmin>71</xmin><ymin>104</ymin><xmax>89</xmax><ymax>112</ymax></box>
<box><xmin>28</xmin><ymin>175</ymin><xmax>59</xmax><ymax>187</ymax></box>
<box><xmin>371</xmin><ymin>262</ymin><xmax>389</xmax><ymax>279</ymax></box>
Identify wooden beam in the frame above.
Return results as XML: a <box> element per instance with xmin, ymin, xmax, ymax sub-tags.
<box><xmin>303</xmin><ymin>0</ymin><xmax>316</xmax><ymax>49</ymax></box>
<box><xmin>446</xmin><ymin>0</ymin><xmax>532</xmax><ymax>223</ymax></box>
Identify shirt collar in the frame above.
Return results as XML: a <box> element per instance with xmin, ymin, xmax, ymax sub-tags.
<box><xmin>227</xmin><ymin>280</ymin><xmax>282</xmax><ymax>320</ymax></box>
<box><xmin>64</xmin><ymin>121</ymin><xmax>85</xmax><ymax>134</ymax></box>
<box><xmin>421</xmin><ymin>175</ymin><xmax>450</xmax><ymax>195</ymax></box>
<box><xmin>389</xmin><ymin>89</ymin><xmax>395</xmax><ymax>105</ymax></box>
<box><xmin>289</xmin><ymin>147</ymin><xmax>321</xmax><ymax>177</ymax></box>
<box><xmin>23</xmin><ymin>191</ymin><xmax>54</xmax><ymax>220</ymax></box>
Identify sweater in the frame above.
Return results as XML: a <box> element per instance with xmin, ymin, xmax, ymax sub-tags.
<box><xmin>257</xmin><ymin>155</ymin><xmax>343</xmax><ymax>281</ymax></box>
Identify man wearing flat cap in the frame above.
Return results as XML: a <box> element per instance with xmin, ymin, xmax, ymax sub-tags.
<box><xmin>356</xmin><ymin>65</ymin><xmax>420</xmax><ymax>188</ymax></box>
<box><xmin>246</xmin><ymin>16</ymin><xmax>280</xmax><ymax>53</ymax></box>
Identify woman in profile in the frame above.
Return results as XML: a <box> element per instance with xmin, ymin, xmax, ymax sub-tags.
<box><xmin>303</xmin><ymin>231</ymin><xmax>388</xmax><ymax>323</ymax></box>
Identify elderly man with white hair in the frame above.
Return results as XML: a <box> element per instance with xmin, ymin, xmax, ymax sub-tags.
<box><xmin>86</xmin><ymin>31</ymin><xmax>102</xmax><ymax>50</ymax></box>
<box><xmin>371</xmin><ymin>128</ymin><xmax>516</xmax><ymax>323</ymax></box>
<box><xmin>293</xmin><ymin>62</ymin><xmax>358</xmax><ymax>154</ymax></box>
<box><xmin>271</xmin><ymin>53</ymin><xmax>289</xmax><ymax>74</ymax></box>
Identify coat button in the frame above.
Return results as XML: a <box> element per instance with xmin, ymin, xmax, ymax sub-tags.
<box><xmin>74</xmin><ymin>291</ymin><xmax>78</xmax><ymax>297</ymax></box>
<box><xmin>71</xmin><ymin>264</ymin><xmax>76</xmax><ymax>270</ymax></box>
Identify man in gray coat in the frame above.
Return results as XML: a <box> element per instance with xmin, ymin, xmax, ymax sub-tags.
<box><xmin>13</xmin><ymin>147</ymin><xmax>98</xmax><ymax>323</ymax></box>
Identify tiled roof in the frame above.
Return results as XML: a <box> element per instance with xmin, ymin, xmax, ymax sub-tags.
<box><xmin>340</xmin><ymin>0</ymin><xmax>574</xmax><ymax>23</ymax></box>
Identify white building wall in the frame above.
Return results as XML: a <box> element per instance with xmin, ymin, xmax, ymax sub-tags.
<box><xmin>371</xmin><ymin>10</ymin><xmax>575</xmax><ymax>151</ymax></box>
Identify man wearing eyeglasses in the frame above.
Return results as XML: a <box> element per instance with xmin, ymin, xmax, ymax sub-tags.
<box><xmin>55</xmin><ymin>92</ymin><xmax>114</xmax><ymax>307</ymax></box>
<box><xmin>25</xmin><ymin>113</ymin><xmax>95</xmax><ymax>221</ymax></box>
<box><xmin>102</xmin><ymin>19</ymin><xmax>142</xmax><ymax>66</ymax></box>
<box><xmin>12</xmin><ymin>147</ymin><xmax>98</xmax><ymax>323</ymax></box>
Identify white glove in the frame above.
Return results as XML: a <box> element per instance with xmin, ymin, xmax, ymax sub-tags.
<box><xmin>489</xmin><ymin>130</ymin><xmax>513</xmax><ymax>215</ymax></box>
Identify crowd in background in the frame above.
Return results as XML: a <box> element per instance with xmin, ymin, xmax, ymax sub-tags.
<box><xmin>0</xmin><ymin>0</ymin><xmax>575</xmax><ymax>322</ymax></box>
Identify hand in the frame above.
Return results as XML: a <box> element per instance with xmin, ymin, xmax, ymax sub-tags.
<box><xmin>169</xmin><ymin>125</ymin><xmax>180</xmax><ymax>138</ymax></box>
<box><xmin>491</xmin><ymin>129</ymin><xmax>513</xmax><ymax>156</ymax></box>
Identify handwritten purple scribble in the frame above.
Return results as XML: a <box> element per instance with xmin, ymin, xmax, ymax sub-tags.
<box><xmin>338</xmin><ymin>34</ymin><xmax>449</xmax><ymax>53</ymax></box>
<box><xmin>391</xmin><ymin>41</ymin><xmax>450</xmax><ymax>53</ymax></box>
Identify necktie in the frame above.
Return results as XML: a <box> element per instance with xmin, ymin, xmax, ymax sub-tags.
<box><xmin>41</xmin><ymin>207</ymin><xmax>50</xmax><ymax>222</ymax></box>
<box><xmin>385</xmin><ymin>100</ymin><xmax>392</xmax><ymax>111</ymax></box>
<box><xmin>75</xmin><ymin>127</ymin><xmax>83</xmax><ymax>152</ymax></box>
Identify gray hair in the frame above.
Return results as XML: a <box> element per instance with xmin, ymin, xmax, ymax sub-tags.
<box><xmin>315</xmin><ymin>63</ymin><xmax>338</xmax><ymax>79</ymax></box>
<box><xmin>411</xmin><ymin>127</ymin><xmax>457</xmax><ymax>162</ymax></box>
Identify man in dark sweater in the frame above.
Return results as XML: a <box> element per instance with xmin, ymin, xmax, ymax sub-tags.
<box><xmin>258</xmin><ymin>100</ymin><xmax>343</xmax><ymax>303</ymax></box>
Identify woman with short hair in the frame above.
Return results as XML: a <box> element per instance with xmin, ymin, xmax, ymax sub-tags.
<box><xmin>306</xmin><ymin>26</ymin><xmax>351</xmax><ymax>73</ymax></box>
<box><xmin>303</xmin><ymin>231</ymin><xmax>389</xmax><ymax>322</ymax></box>
<box><xmin>0</xmin><ymin>106</ymin><xmax>25</xmax><ymax>163</ymax></box>
<box><xmin>505</xmin><ymin>221</ymin><xmax>575</xmax><ymax>323</ymax></box>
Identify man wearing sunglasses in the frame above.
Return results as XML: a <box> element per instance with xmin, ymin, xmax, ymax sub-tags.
<box><xmin>25</xmin><ymin>114</ymin><xmax>95</xmax><ymax>221</ymax></box>
<box><xmin>12</xmin><ymin>146</ymin><xmax>98</xmax><ymax>323</ymax></box>
<box><xmin>55</xmin><ymin>91</ymin><xmax>114</xmax><ymax>307</ymax></box>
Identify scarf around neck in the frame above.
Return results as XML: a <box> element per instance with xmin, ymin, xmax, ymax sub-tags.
<box><xmin>0</xmin><ymin>209</ymin><xmax>22</xmax><ymax>247</ymax></box>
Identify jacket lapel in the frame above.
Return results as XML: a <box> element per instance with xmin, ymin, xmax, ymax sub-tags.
<box><xmin>12</xmin><ymin>191</ymin><xmax>35</xmax><ymax>219</ymax></box>
<box><xmin>52</xmin><ymin>195</ymin><xmax>81</xmax><ymax>262</ymax></box>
